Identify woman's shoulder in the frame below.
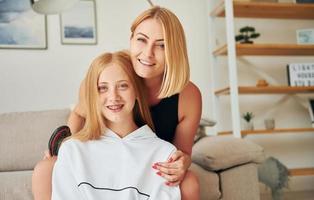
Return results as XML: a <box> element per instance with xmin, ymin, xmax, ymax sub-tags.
<box><xmin>179</xmin><ymin>81</ymin><xmax>201</xmax><ymax>105</ymax></box>
<box><xmin>177</xmin><ymin>81</ymin><xmax>202</xmax><ymax>122</ymax></box>
<box><xmin>73</xmin><ymin>79</ymin><xmax>87</xmax><ymax>117</ymax></box>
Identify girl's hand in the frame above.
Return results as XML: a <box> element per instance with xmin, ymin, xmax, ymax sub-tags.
<box><xmin>152</xmin><ymin>150</ymin><xmax>191</xmax><ymax>186</ymax></box>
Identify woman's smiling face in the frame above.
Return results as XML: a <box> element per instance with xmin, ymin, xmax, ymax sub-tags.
<box><xmin>130</xmin><ymin>18</ymin><xmax>166</xmax><ymax>80</ymax></box>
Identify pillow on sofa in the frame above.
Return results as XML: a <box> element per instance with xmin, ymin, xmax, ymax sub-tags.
<box><xmin>192</xmin><ymin>136</ymin><xmax>265</xmax><ymax>171</ymax></box>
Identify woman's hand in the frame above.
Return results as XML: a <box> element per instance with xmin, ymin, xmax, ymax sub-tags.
<box><xmin>42</xmin><ymin>150</ymin><xmax>51</xmax><ymax>160</ymax></box>
<box><xmin>152</xmin><ymin>150</ymin><xmax>191</xmax><ymax>186</ymax></box>
<box><xmin>42</xmin><ymin>150</ymin><xmax>57</xmax><ymax>162</ymax></box>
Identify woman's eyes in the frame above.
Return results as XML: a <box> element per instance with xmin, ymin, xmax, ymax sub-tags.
<box><xmin>136</xmin><ymin>37</ymin><xmax>164</xmax><ymax>50</ymax></box>
<box><xmin>156</xmin><ymin>43</ymin><xmax>164</xmax><ymax>49</ymax></box>
<box><xmin>137</xmin><ymin>37</ymin><xmax>146</xmax><ymax>43</ymax></box>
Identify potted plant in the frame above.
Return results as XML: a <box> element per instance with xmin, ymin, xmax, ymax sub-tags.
<box><xmin>235</xmin><ymin>26</ymin><xmax>260</xmax><ymax>44</ymax></box>
<box><xmin>242</xmin><ymin>112</ymin><xmax>254</xmax><ymax>130</ymax></box>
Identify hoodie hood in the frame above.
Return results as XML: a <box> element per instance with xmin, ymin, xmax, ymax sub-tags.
<box><xmin>103</xmin><ymin>125</ymin><xmax>157</xmax><ymax>141</ymax></box>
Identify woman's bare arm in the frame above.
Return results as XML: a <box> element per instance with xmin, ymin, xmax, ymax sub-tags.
<box><xmin>154</xmin><ymin>82</ymin><xmax>202</xmax><ymax>185</ymax></box>
<box><xmin>67</xmin><ymin>80</ymin><xmax>86</xmax><ymax>134</ymax></box>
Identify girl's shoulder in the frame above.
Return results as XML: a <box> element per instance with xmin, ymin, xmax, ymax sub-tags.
<box><xmin>60</xmin><ymin>138</ymin><xmax>82</xmax><ymax>151</ymax></box>
<box><xmin>153</xmin><ymin>137</ymin><xmax>177</xmax><ymax>159</ymax></box>
<box><xmin>60</xmin><ymin>136</ymin><xmax>96</xmax><ymax>153</ymax></box>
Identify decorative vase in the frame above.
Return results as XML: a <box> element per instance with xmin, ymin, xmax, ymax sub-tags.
<box><xmin>264</xmin><ymin>118</ymin><xmax>275</xmax><ymax>130</ymax></box>
<box><xmin>242</xmin><ymin>121</ymin><xmax>254</xmax><ymax>130</ymax></box>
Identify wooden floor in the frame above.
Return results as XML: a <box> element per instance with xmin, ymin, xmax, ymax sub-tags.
<box><xmin>261</xmin><ymin>190</ymin><xmax>314</xmax><ymax>200</ymax></box>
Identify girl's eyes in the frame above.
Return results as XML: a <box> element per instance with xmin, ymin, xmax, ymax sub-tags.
<box><xmin>98</xmin><ymin>86</ymin><xmax>108</xmax><ymax>93</ymax></box>
<box><xmin>98</xmin><ymin>83</ymin><xmax>128</xmax><ymax>93</ymax></box>
<box><xmin>118</xmin><ymin>83</ymin><xmax>129</xmax><ymax>90</ymax></box>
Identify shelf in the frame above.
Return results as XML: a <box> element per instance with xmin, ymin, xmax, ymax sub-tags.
<box><xmin>209</xmin><ymin>1</ymin><xmax>314</xmax><ymax>180</ymax></box>
<box><xmin>289</xmin><ymin>167</ymin><xmax>314</xmax><ymax>176</ymax></box>
<box><xmin>215</xmin><ymin>86</ymin><xmax>314</xmax><ymax>96</ymax></box>
<box><xmin>211</xmin><ymin>1</ymin><xmax>314</xmax><ymax>19</ymax></box>
<box><xmin>218</xmin><ymin>128</ymin><xmax>314</xmax><ymax>136</ymax></box>
<box><xmin>213</xmin><ymin>44</ymin><xmax>314</xmax><ymax>56</ymax></box>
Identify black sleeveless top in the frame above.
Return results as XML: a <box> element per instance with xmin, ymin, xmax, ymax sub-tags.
<box><xmin>149</xmin><ymin>94</ymin><xmax>179</xmax><ymax>143</ymax></box>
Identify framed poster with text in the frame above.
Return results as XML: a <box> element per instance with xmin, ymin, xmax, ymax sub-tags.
<box><xmin>287</xmin><ymin>63</ymin><xmax>314</xmax><ymax>86</ymax></box>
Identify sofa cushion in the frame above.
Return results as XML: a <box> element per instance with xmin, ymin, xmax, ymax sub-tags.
<box><xmin>192</xmin><ymin>136</ymin><xmax>265</xmax><ymax>171</ymax></box>
<box><xmin>190</xmin><ymin>163</ymin><xmax>221</xmax><ymax>200</ymax></box>
<box><xmin>220</xmin><ymin>163</ymin><xmax>260</xmax><ymax>200</ymax></box>
<box><xmin>0</xmin><ymin>109</ymin><xmax>70</xmax><ymax>171</ymax></box>
<box><xmin>0</xmin><ymin>170</ymin><xmax>33</xmax><ymax>200</ymax></box>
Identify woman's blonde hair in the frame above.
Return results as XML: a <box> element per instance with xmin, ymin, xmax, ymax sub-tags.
<box><xmin>131</xmin><ymin>6</ymin><xmax>190</xmax><ymax>98</ymax></box>
<box><xmin>73</xmin><ymin>51</ymin><xmax>154</xmax><ymax>141</ymax></box>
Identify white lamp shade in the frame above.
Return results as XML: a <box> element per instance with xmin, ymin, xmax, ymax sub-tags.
<box><xmin>31</xmin><ymin>0</ymin><xmax>79</xmax><ymax>14</ymax></box>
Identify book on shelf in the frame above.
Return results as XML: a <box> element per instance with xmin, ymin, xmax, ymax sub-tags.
<box><xmin>308</xmin><ymin>99</ymin><xmax>314</xmax><ymax>128</ymax></box>
<box><xmin>287</xmin><ymin>63</ymin><xmax>314</xmax><ymax>86</ymax></box>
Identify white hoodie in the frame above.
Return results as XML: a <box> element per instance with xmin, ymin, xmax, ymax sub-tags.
<box><xmin>52</xmin><ymin>125</ymin><xmax>181</xmax><ymax>200</ymax></box>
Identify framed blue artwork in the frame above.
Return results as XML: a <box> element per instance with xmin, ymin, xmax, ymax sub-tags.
<box><xmin>0</xmin><ymin>0</ymin><xmax>47</xmax><ymax>49</ymax></box>
<box><xmin>60</xmin><ymin>0</ymin><xmax>97</xmax><ymax>45</ymax></box>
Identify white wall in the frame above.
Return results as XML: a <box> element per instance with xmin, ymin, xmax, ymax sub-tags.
<box><xmin>0</xmin><ymin>0</ymin><xmax>211</xmax><ymax>118</ymax></box>
<box><xmin>208</xmin><ymin>0</ymin><xmax>314</xmax><ymax>193</ymax></box>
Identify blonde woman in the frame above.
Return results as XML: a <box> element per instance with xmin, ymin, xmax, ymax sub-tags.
<box><xmin>33</xmin><ymin>6</ymin><xmax>201</xmax><ymax>200</ymax></box>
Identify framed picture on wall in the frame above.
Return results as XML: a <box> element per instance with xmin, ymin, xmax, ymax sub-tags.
<box><xmin>287</xmin><ymin>63</ymin><xmax>314</xmax><ymax>86</ymax></box>
<box><xmin>296</xmin><ymin>29</ymin><xmax>314</xmax><ymax>45</ymax></box>
<box><xmin>60</xmin><ymin>0</ymin><xmax>97</xmax><ymax>45</ymax></box>
<box><xmin>0</xmin><ymin>0</ymin><xmax>47</xmax><ymax>49</ymax></box>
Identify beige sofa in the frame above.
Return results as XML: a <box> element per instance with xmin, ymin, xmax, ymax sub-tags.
<box><xmin>0</xmin><ymin>109</ymin><xmax>264</xmax><ymax>200</ymax></box>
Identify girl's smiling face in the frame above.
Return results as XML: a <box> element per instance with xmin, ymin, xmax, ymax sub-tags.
<box><xmin>98</xmin><ymin>64</ymin><xmax>136</xmax><ymax>127</ymax></box>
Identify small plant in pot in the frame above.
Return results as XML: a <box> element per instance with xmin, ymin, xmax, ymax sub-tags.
<box><xmin>235</xmin><ymin>26</ymin><xmax>260</xmax><ymax>44</ymax></box>
<box><xmin>242</xmin><ymin>112</ymin><xmax>254</xmax><ymax>130</ymax></box>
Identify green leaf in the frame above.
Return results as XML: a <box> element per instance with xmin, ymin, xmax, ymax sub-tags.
<box><xmin>250</xmin><ymin>33</ymin><xmax>260</xmax><ymax>39</ymax></box>
<box><xmin>235</xmin><ymin>35</ymin><xmax>244</xmax><ymax>41</ymax></box>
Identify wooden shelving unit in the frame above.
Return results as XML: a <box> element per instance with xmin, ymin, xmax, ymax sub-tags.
<box><xmin>289</xmin><ymin>167</ymin><xmax>314</xmax><ymax>176</ymax></box>
<box><xmin>211</xmin><ymin>1</ymin><xmax>314</xmax><ymax>19</ymax></box>
<box><xmin>209</xmin><ymin>0</ymin><xmax>314</xmax><ymax>179</ymax></box>
<box><xmin>215</xmin><ymin>86</ymin><xmax>314</xmax><ymax>96</ymax></box>
<box><xmin>213</xmin><ymin>44</ymin><xmax>314</xmax><ymax>56</ymax></box>
<box><xmin>218</xmin><ymin>128</ymin><xmax>314</xmax><ymax>136</ymax></box>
